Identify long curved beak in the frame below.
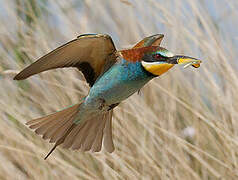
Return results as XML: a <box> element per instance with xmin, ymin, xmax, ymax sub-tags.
<box><xmin>169</xmin><ymin>56</ymin><xmax>202</xmax><ymax>68</ymax></box>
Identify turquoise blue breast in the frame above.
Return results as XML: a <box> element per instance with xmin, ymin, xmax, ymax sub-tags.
<box><xmin>86</xmin><ymin>58</ymin><xmax>154</xmax><ymax>105</ymax></box>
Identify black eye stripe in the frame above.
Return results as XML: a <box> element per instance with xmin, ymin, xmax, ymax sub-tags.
<box><xmin>153</xmin><ymin>54</ymin><xmax>161</xmax><ymax>59</ymax></box>
<box><xmin>142</xmin><ymin>53</ymin><xmax>168</xmax><ymax>62</ymax></box>
<box><xmin>153</xmin><ymin>54</ymin><xmax>167</xmax><ymax>61</ymax></box>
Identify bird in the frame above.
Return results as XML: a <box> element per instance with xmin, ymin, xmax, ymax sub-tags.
<box><xmin>14</xmin><ymin>34</ymin><xmax>201</xmax><ymax>159</ymax></box>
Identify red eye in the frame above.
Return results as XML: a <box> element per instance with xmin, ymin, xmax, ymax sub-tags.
<box><xmin>154</xmin><ymin>54</ymin><xmax>161</xmax><ymax>59</ymax></box>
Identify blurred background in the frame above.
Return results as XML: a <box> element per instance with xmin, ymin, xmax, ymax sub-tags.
<box><xmin>0</xmin><ymin>0</ymin><xmax>238</xmax><ymax>179</ymax></box>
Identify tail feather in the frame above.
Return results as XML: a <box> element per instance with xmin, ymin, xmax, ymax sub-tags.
<box><xmin>49</xmin><ymin>117</ymin><xmax>75</xmax><ymax>143</ymax></box>
<box><xmin>44</xmin><ymin>123</ymin><xmax>77</xmax><ymax>160</ymax></box>
<box><xmin>26</xmin><ymin>115</ymin><xmax>52</xmax><ymax>126</ymax></box>
<box><xmin>28</xmin><ymin>118</ymin><xmax>53</xmax><ymax>129</ymax></box>
<box><xmin>36</xmin><ymin>109</ymin><xmax>75</xmax><ymax>135</ymax></box>
<box><xmin>81</xmin><ymin>115</ymin><xmax>105</xmax><ymax>151</ymax></box>
<box><xmin>41</xmin><ymin>111</ymin><xmax>76</xmax><ymax>140</ymax></box>
<box><xmin>35</xmin><ymin>118</ymin><xmax>65</xmax><ymax>135</ymax></box>
<box><xmin>61</xmin><ymin>124</ymin><xmax>83</xmax><ymax>149</ymax></box>
<box><xmin>91</xmin><ymin>118</ymin><xmax>106</xmax><ymax>152</ymax></box>
<box><xmin>81</xmin><ymin>124</ymin><xmax>97</xmax><ymax>151</ymax></box>
<box><xmin>27</xmin><ymin>104</ymin><xmax>78</xmax><ymax>126</ymax></box>
<box><xmin>29</xmin><ymin>104</ymin><xmax>80</xmax><ymax>135</ymax></box>
<box><xmin>103</xmin><ymin>111</ymin><xmax>115</xmax><ymax>152</ymax></box>
<box><xmin>71</xmin><ymin>121</ymin><xmax>92</xmax><ymax>150</ymax></box>
<box><xmin>26</xmin><ymin>103</ymin><xmax>115</xmax><ymax>159</ymax></box>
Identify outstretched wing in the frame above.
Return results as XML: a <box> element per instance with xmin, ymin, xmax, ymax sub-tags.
<box><xmin>118</xmin><ymin>34</ymin><xmax>164</xmax><ymax>62</ymax></box>
<box><xmin>133</xmin><ymin>34</ymin><xmax>164</xmax><ymax>48</ymax></box>
<box><xmin>14</xmin><ymin>34</ymin><xmax>117</xmax><ymax>87</ymax></box>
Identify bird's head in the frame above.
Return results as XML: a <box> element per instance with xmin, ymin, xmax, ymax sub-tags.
<box><xmin>141</xmin><ymin>47</ymin><xmax>201</xmax><ymax>76</ymax></box>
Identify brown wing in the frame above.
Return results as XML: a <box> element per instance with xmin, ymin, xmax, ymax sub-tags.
<box><xmin>133</xmin><ymin>34</ymin><xmax>164</xmax><ymax>48</ymax></box>
<box><xmin>14</xmin><ymin>34</ymin><xmax>117</xmax><ymax>86</ymax></box>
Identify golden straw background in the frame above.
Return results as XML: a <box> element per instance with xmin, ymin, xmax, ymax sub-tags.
<box><xmin>0</xmin><ymin>0</ymin><xmax>238</xmax><ymax>179</ymax></box>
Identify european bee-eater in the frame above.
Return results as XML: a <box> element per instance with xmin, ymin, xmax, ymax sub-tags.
<box><xmin>14</xmin><ymin>34</ymin><xmax>201</xmax><ymax>159</ymax></box>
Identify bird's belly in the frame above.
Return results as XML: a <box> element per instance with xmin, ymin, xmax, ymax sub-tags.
<box><xmin>85</xmin><ymin>59</ymin><xmax>153</xmax><ymax>108</ymax></box>
<box><xmin>93</xmin><ymin>78</ymin><xmax>145</xmax><ymax>104</ymax></box>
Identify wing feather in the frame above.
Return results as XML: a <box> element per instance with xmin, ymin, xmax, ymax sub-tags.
<box><xmin>14</xmin><ymin>34</ymin><xmax>116</xmax><ymax>86</ymax></box>
<box><xmin>133</xmin><ymin>34</ymin><xmax>164</xmax><ymax>48</ymax></box>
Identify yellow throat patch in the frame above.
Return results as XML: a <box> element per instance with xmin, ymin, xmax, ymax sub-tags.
<box><xmin>141</xmin><ymin>61</ymin><xmax>174</xmax><ymax>76</ymax></box>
